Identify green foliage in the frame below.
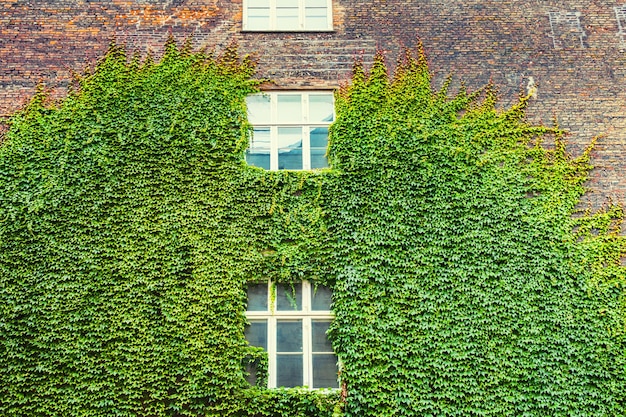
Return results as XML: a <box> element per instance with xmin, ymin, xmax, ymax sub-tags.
<box><xmin>1</xmin><ymin>39</ymin><xmax>625</xmax><ymax>417</ymax></box>
<box><xmin>326</xmin><ymin>47</ymin><xmax>626</xmax><ymax>416</ymax></box>
<box><xmin>0</xmin><ymin>39</ymin><xmax>335</xmax><ymax>416</ymax></box>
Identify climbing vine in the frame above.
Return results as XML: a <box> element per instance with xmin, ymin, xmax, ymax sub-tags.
<box><xmin>0</xmin><ymin>39</ymin><xmax>624</xmax><ymax>416</ymax></box>
<box><xmin>325</xmin><ymin>47</ymin><xmax>626</xmax><ymax>416</ymax></box>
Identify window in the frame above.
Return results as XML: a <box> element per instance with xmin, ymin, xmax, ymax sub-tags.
<box><xmin>547</xmin><ymin>11</ymin><xmax>586</xmax><ymax>49</ymax></box>
<box><xmin>243</xmin><ymin>0</ymin><xmax>333</xmax><ymax>32</ymax></box>
<box><xmin>246</xmin><ymin>91</ymin><xmax>334</xmax><ymax>170</ymax></box>
<box><xmin>616</xmin><ymin>5</ymin><xmax>626</xmax><ymax>46</ymax></box>
<box><xmin>245</xmin><ymin>281</ymin><xmax>339</xmax><ymax>389</ymax></box>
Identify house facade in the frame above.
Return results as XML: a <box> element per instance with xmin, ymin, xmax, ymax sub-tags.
<box><xmin>1</xmin><ymin>0</ymin><xmax>625</xmax><ymax>206</ymax></box>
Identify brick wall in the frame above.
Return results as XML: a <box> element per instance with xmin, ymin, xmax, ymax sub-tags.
<box><xmin>1</xmin><ymin>0</ymin><xmax>625</xmax><ymax>206</ymax></box>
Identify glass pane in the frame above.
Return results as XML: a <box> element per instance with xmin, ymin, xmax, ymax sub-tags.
<box><xmin>312</xmin><ymin>354</ymin><xmax>339</xmax><ymax>388</ymax></box>
<box><xmin>310</xmin><ymin>126</ymin><xmax>328</xmax><ymax>169</ymax></box>
<box><xmin>276</xmin><ymin>0</ymin><xmax>300</xmax><ymax>30</ymax></box>
<box><xmin>246</xmin><ymin>151</ymin><xmax>270</xmax><ymax>169</ymax></box>
<box><xmin>248</xmin><ymin>0</ymin><xmax>270</xmax><ymax>7</ymax></box>
<box><xmin>277</xmin><ymin>95</ymin><xmax>302</xmax><ymax>123</ymax></box>
<box><xmin>276</xmin><ymin>282</ymin><xmax>302</xmax><ymax>311</ymax></box>
<box><xmin>304</xmin><ymin>7</ymin><xmax>328</xmax><ymax>30</ymax></box>
<box><xmin>305</xmin><ymin>0</ymin><xmax>327</xmax><ymax>7</ymax></box>
<box><xmin>309</xmin><ymin>95</ymin><xmax>334</xmax><ymax>123</ymax></box>
<box><xmin>312</xmin><ymin>285</ymin><xmax>332</xmax><ymax>310</ymax></box>
<box><xmin>248</xmin><ymin>6</ymin><xmax>271</xmax><ymax>16</ymax></box>
<box><xmin>247</xmin><ymin>15</ymin><xmax>271</xmax><ymax>30</ymax></box>
<box><xmin>278</xmin><ymin>148</ymin><xmax>302</xmax><ymax>170</ymax></box>
<box><xmin>247</xmin><ymin>283</ymin><xmax>268</xmax><ymax>311</ymax></box>
<box><xmin>276</xmin><ymin>320</ymin><xmax>302</xmax><ymax>352</ymax></box>
<box><xmin>246</xmin><ymin>127</ymin><xmax>271</xmax><ymax>169</ymax></box>
<box><xmin>305</xmin><ymin>6</ymin><xmax>327</xmax><ymax>17</ymax></box>
<box><xmin>276</xmin><ymin>0</ymin><xmax>298</xmax><ymax>6</ymax></box>
<box><xmin>277</xmin><ymin>6</ymin><xmax>299</xmax><ymax>17</ymax></box>
<box><xmin>246</xmin><ymin>95</ymin><xmax>271</xmax><ymax>124</ymax></box>
<box><xmin>276</xmin><ymin>354</ymin><xmax>303</xmax><ymax>387</ymax></box>
<box><xmin>277</xmin><ymin>126</ymin><xmax>302</xmax><ymax>148</ymax></box>
<box><xmin>310</xmin><ymin>126</ymin><xmax>328</xmax><ymax>148</ymax></box>
<box><xmin>304</xmin><ymin>14</ymin><xmax>328</xmax><ymax>30</ymax></box>
<box><xmin>278</xmin><ymin>127</ymin><xmax>302</xmax><ymax>170</ymax></box>
<box><xmin>276</xmin><ymin>16</ymin><xmax>299</xmax><ymax>30</ymax></box>
<box><xmin>245</xmin><ymin>320</ymin><xmax>268</xmax><ymax>349</ymax></box>
<box><xmin>312</xmin><ymin>320</ymin><xmax>333</xmax><ymax>352</ymax></box>
<box><xmin>310</xmin><ymin>148</ymin><xmax>328</xmax><ymax>169</ymax></box>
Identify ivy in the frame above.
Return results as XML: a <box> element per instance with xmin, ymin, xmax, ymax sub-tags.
<box><xmin>1</xmin><ymin>39</ymin><xmax>625</xmax><ymax>416</ymax></box>
<box><xmin>326</xmin><ymin>47</ymin><xmax>626</xmax><ymax>416</ymax></box>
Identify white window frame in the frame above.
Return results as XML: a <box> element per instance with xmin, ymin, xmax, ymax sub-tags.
<box><xmin>245</xmin><ymin>281</ymin><xmax>337</xmax><ymax>389</ymax></box>
<box><xmin>246</xmin><ymin>91</ymin><xmax>334</xmax><ymax>171</ymax></box>
<box><xmin>616</xmin><ymin>5</ymin><xmax>626</xmax><ymax>46</ymax></box>
<box><xmin>242</xmin><ymin>0</ymin><xmax>333</xmax><ymax>32</ymax></box>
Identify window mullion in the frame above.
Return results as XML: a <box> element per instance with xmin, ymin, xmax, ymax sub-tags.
<box><xmin>243</xmin><ymin>1</ymin><xmax>248</xmax><ymax>30</ymax></box>
<box><xmin>327</xmin><ymin>0</ymin><xmax>333</xmax><ymax>29</ymax></box>
<box><xmin>302</xmin><ymin>280</ymin><xmax>311</xmax><ymax>313</ymax></box>
<box><xmin>268</xmin><ymin>316</ymin><xmax>277</xmax><ymax>388</ymax></box>
<box><xmin>270</xmin><ymin>95</ymin><xmax>278</xmax><ymax>171</ymax></box>
<box><xmin>270</xmin><ymin>126</ymin><xmax>278</xmax><ymax>171</ymax></box>
<box><xmin>303</xmin><ymin>317</ymin><xmax>312</xmax><ymax>387</ymax></box>
<box><xmin>269</xmin><ymin>0</ymin><xmax>277</xmax><ymax>30</ymax></box>
<box><xmin>302</xmin><ymin>93</ymin><xmax>310</xmax><ymax>170</ymax></box>
<box><xmin>299</xmin><ymin>0</ymin><xmax>305</xmax><ymax>30</ymax></box>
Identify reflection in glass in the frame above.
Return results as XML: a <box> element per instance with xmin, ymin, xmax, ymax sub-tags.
<box><xmin>246</xmin><ymin>127</ymin><xmax>271</xmax><ymax>169</ymax></box>
<box><xmin>246</xmin><ymin>95</ymin><xmax>271</xmax><ymax>123</ymax></box>
<box><xmin>247</xmin><ymin>283</ymin><xmax>268</xmax><ymax>311</ymax></box>
<box><xmin>278</xmin><ymin>127</ymin><xmax>303</xmax><ymax>170</ymax></box>
<box><xmin>276</xmin><ymin>320</ymin><xmax>303</xmax><ymax>352</ymax></box>
<box><xmin>311</xmin><ymin>320</ymin><xmax>333</xmax><ymax>352</ymax></box>
<box><xmin>310</xmin><ymin>127</ymin><xmax>328</xmax><ymax>169</ymax></box>
<box><xmin>277</xmin><ymin>95</ymin><xmax>302</xmax><ymax>123</ymax></box>
<box><xmin>276</xmin><ymin>354</ymin><xmax>303</xmax><ymax>387</ymax></box>
<box><xmin>309</xmin><ymin>95</ymin><xmax>334</xmax><ymax>123</ymax></box>
<box><xmin>311</xmin><ymin>285</ymin><xmax>332</xmax><ymax>310</ymax></box>
<box><xmin>312</xmin><ymin>354</ymin><xmax>338</xmax><ymax>388</ymax></box>
<box><xmin>278</xmin><ymin>149</ymin><xmax>302</xmax><ymax>170</ymax></box>
<box><xmin>245</xmin><ymin>320</ymin><xmax>268</xmax><ymax>349</ymax></box>
<box><xmin>276</xmin><ymin>282</ymin><xmax>302</xmax><ymax>310</ymax></box>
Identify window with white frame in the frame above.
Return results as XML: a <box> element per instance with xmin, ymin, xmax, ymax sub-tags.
<box><xmin>246</xmin><ymin>91</ymin><xmax>334</xmax><ymax>170</ymax></box>
<box><xmin>616</xmin><ymin>5</ymin><xmax>626</xmax><ymax>45</ymax></box>
<box><xmin>243</xmin><ymin>0</ymin><xmax>333</xmax><ymax>32</ymax></box>
<box><xmin>245</xmin><ymin>281</ymin><xmax>338</xmax><ymax>389</ymax></box>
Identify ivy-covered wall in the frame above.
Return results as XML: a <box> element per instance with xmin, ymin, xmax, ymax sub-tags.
<box><xmin>1</xmin><ymin>40</ymin><xmax>625</xmax><ymax>416</ymax></box>
<box><xmin>2</xmin><ymin>1</ymin><xmax>626</xmax><ymax>207</ymax></box>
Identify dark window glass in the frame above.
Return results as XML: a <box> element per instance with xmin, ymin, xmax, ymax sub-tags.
<box><xmin>276</xmin><ymin>320</ymin><xmax>303</xmax><ymax>352</ymax></box>
<box><xmin>311</xmin><ymin>284</ymin><xmax>332</xmax><ymax>310</ymax></box>
<box><xmin>276</xmin><ymin>354</ymin><xmax>303</xmax><ymax>387</ymax></box>
<box><xmin>245</xmin><ymin>320</ymin><xmax>268</xmax><ymax>349</ymax></box>
<box><xmin>276</xmin><ymin>282</ymin><xmax>302</xmax><ymax>311</ymax></box>
<box><xmin>247</xmin><ymin>283</ymin><xmax>268</xmax><ymax>311</ymax></box>
<box><xmin>312</xmin><ymin>320</ymin><xmax>333</xmax><ymax>352</ymax></box>
<box><xmin>312</xmin><ymin>354</ymin><xmax>338</xmax><ymax>388</ymax></box>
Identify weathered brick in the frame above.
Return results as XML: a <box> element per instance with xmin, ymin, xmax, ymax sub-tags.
<box><xmin>0</xmin><ymin>0</ymin><xmax>625</xmax><ymax>206</ymax></box>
